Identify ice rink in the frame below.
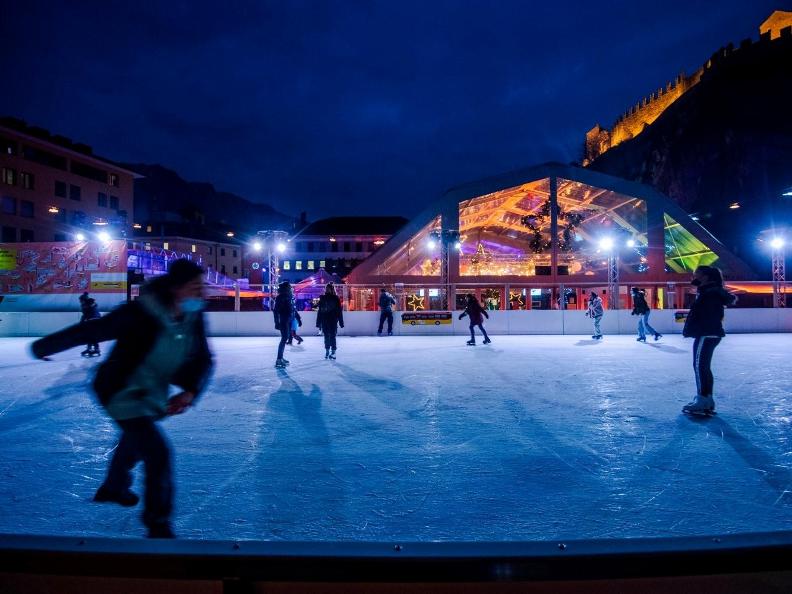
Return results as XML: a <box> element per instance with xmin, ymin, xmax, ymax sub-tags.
<box><xmin>0</xmin><ymin>333</ymin><xmax>790</xmax><ymax>541</ymax></box>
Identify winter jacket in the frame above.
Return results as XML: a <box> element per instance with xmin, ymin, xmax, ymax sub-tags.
<box><xmin>587</xmin><ymin>297</ymin><xmax>604</xmax><ymax>318</ymax></box>
<box><xmin>31</xmin><ymin>288</ymin><xmax>213</xmax><ymax>418</ymax></box>
<box><xmin>80</xmin><ymin>299</ymin><xmax>101</xmax><ymax>322</ymax></box>
<box><xmin>631</xmin><ymin>292</ymin><xmax>650</xmax><ymax>316</ymax></box>
<box><xmin>459</xmin><ymin>299</ymin><xmax>488</xmax><ymax>326</ymax></box>
<box><xmin>379</xmin><ymin>292</ymin><xmax>396</xmax><ymax>312</ymax></box>
<box><xmin>316</xmin><ymin>294</ymin><xmax>344</xmax><ymax>329</ymax></box>
<box><xmin>272</xmin><ymin>292</ymin><xmax>296</xmax><ymax>330</ymax></box>
<box><xmin>683</xmin><ymin>284</ymin><xmax>736</xmax><ymax>338</ymax></box>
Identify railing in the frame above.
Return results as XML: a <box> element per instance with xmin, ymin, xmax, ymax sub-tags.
<box><xmin>207</xmin><ymin>281</ymin><xmax>789</xmax><ymax>312</ymax></box>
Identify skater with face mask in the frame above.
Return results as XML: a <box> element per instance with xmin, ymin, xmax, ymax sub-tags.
<box><xmin>31</xmin><ymin>259</ymin><xmax>213</xmax><ymax>538</ymax></box>
<box><xmin>681</xmin><ymin>265</ymin><xmax>736</xmax><ymax>416</ymax></box>
<box><xmin>631</xmin><ymin>287</ymin><xmax>661</xmax><ymax>342</ymax></box>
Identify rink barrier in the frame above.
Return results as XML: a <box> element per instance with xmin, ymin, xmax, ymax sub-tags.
<box><xmin>2</xmin><ymin>308</ymin><xmax>791</xmax><ymax>337</ymax></box>
<box><xmin>1</xmin><ymin>531</ymin><xmax>791</xmax><ymax>592</ymax></box>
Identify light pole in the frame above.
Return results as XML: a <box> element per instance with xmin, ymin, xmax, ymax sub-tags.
<box><xmin>255</xmin><ymin>230</ymin><xmax>289</xmax><ymax>309</ymax></box>
<box><xmin>599</xmin><ymin>237</ymin><xmax>619</xmax><ymax>310</ymax></box>
<box><xmin>770</xmin><ymin>237</ymin><xmax>786</xmax><ymax>308</ymax></box>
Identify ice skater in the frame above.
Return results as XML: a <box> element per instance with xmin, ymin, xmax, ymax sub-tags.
<box><xmin>459</xmin><ymin>293</ymin><xmax>491</xmax><ymax>345</ymax></box>
<box><xmin>31</xmin><ymin>259</ymin><xmax>213</xmax><ymax>539</ymax></box>
<box><xmin>586</xmin><ymin>291</ymin><xmax>603</xmax><ymax>339</ymax></box>
<box><xmin>316</xmin><ymin>283</ymin><xmax>344</xmax><ymax>359</ymax></box>
<box><xmin>377</xmin><ymin>287</ymin><xmax>396</xmax><ymax>336</ymax></box>
<box><xmin>273</xmin><ymin>281</ymin><xmax>296</xmax><ymax>368</ymax></box>
<box><xmin>631</xmin><ymin>287</ymin><xmax>661</xmax><ymax>342</ymax></box>
<box><xmin>287</xmin><ymin>310</ymin><xmax>304</xmax><ymax>345</ymax></box>
<box><xmin>681</xmin><ymin>265</ymin><xmax>736</xmax><ymax>416</ymax></box>
<box><xmin>78</xmin><ymin>291</ymin><xmax>101</xmax><ymax>356</ymax></box>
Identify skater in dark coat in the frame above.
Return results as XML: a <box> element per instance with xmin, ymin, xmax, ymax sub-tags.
<box><xmin>79</xmin><ymin>292</ymin><xmax>102</xmax><ymax>356</ymax></box>
<box><xmin>681</xmin><ymin>265</ymin><xmax>736</xmax><ymax>415</ymax></box>
<box><xmin>377</xmin><ymin>288</ymin><xmax>396</xmax><ymax>335</ymax></box>
<box><xmin>316</xmin><ymin>283</ymin><xmax>344</xmax><ymax>359</ymax></box>
<box><xmin>272</xmin><ymin>282</ymin><xmax>296</xmax><ymax>368</ymax></box>
<box><xmin>459</xmin><ymin>293</ymin><xmax>491</xmax><ymax>345</ymax></box>
<box><xmin>631</xmin><ymin>287</ymin><xmax>661</xmax><ymax>342</ymax></box>
<box><xmin>31</xmin><ymin>259</ymin><xmax>213</xmax><ymax>538</ymax></box>
<box><xmin>286</xmin><ymin>298</ymin><xmax>303</xmax><ymax>346</ymax></box>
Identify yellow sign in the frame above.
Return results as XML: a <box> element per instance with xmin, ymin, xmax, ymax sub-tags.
<box><xmin>91</xmin><ymin>272</ymin><xmax>127</xmax><ymax>291</ymax></box>
<box><xmin>0</xmin><ymin>248</ymin><xmax>16</xmax><ymax>270</ymax></box>
<box><xmin>401</xmin><ymin>311</ymin><xmax>453</xmax><ymax>326</ymax></box>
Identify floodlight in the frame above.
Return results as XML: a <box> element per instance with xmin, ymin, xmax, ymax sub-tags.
<box><xmin>276</xmin><ymin>242</ymin><xmax>287</xmax><ymax>253</ymax></box>
<box><xmin>598</xmin><ymin>237</ymin><xmax>614</xmax><ymax>251</ymax></box>
<box><xmin>253</xmin><ymin>242</ymin><xmax>263</xmax><ymax>251</ymax></box>
<box><xmin>770</xmin><ymin>237</ymin><xmax>785</xmax><ymax>250</ymax></box>
<box><xmin>97</xmin><ymin>231</ymin><xmax>111</xmax><ymax>242</ymax></box>
<box><xmin>75</xmin><ymin>233</ymin><xmax>86</xmax><ymax>241</ymax></box>
<box><xmin>427</xmin><ymin>240</ymin><xmax>437</xmax><ymax>250</ymax></box>
<box><xmin>626</xmin><ymin>239</ymin><xmax>636</xmax><ymax>248</ymax></box>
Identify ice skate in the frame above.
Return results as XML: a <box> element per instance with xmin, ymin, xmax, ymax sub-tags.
<box><xmin>275</xmin><ymin>358</ymin><xmax>287</xmax><ymax>369</ymax></box>
<box><xmin>637</xmin><ymin>337</ymin><xmax>646</xmax><ymax>342</ymax></box>
<box><xmin>654</xmin><ymin>333</ymin><xmax>662</xmax><ymax>341</ymax></box>
<box><xmin>592</xmin><ymin>335</ymin><xmax>602</xmax><ymax>340</ymax></box>
<box><xmin>93</xmin><ymin>485</ymin><xmax>139</xmax><ymax>507</ymax></box>
<box><xmin>466</xmin><ymin>339</ymin><xmax>476</xmax><ymax>346</ymax></box>
<box><xmin>388</xmin><ymin>331</ymin><xmax>393</xmax><ymax>336</ymax></box>
<box><xmin>147</xmin><ymin>523</ymin><xmax>175</xmax><ymax>539</ymax></box>
<box><xmin>682</xmin><ymin>395</ymin><xmax>716</xmax><ymax>416</ymax></box>
<box><xmin>325</xmin><ymin>349</ymin><xmax>330</xmax><ymax>359</ymax></box>
<box><xmin>329</xmin><ymin>348</ymin><xmax>336</xmax><ymax>360</ymax></box>
<box><xmin>90</xmin><ymin>347</ymin><xmax>101</xmax><ymax>357</ymax></box>
<box><xmin>81</xmin><ymin>348</ymin><xmax>92</xmax><ymax>357</ymax></box>
<box><xmin>483</xmin><ymin>338</ymin><xmax>491</xmax><ymax>344</ymax></box>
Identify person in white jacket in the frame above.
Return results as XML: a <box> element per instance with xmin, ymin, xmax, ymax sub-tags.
<box><xmin>586</xmin><ymin>291</ymin><xmax>604</xmax><ymax>339</ymax></box>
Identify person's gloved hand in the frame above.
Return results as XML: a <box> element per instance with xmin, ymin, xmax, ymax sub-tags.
<box><xmin>167</xmin><ymin>391</ymin><xmax>195</xmax><ymax>415</ymax></box>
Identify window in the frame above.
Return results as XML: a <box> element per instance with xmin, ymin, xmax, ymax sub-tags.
<box><xmin>221</xmin><ymin>264</ymin><xmax>226</xmax><ymax>274</ymax></box>
<box><xmin>220</xmin><ymin>248</ymin><xmax>226</xmax><ymax>256</ymax></box>
<box><xmin>145</xmin><ymin>242</ymin><xmax>151</xmax><ymax>250</ymax></box>
<box><xmin>22</xmin><ymin>146</ymin><xmax>67</xmax><ymax>170</ymax></box>
<box><xmin>295</xmin><ymin>261</ymin><xmax>302</xmax><ymax>270</ymax></box>
<box><xmin>308</xmin><ymin>260</ymin><xmax>315</xmax><ymax>270</ymax></box>
<box><xmin>331</xmin><ymin>242</ymin><xmax>339</xmax><ymax>252</ymax></box>
<box><xmin>356</xmin><ymin>242</ymin><xmax>363</xmax><ymax>252</ymax></box>
<box><xmin>191</xmin><ymin>244</ymin><xmax>196</xmax><ymax>253</ymax></box>
<box><xmin>319</xmin><ymin>260</ymin><xmax>325</xmax><ymax>268</ymax></box>
<box><xmin>146</xmin><ymin>225</ymin><xmax>152</xmax><ymax>233</ymax></box>
<box><xmin>71</xmin><ymin>161</ymin><xmax>108</xmax><ymax>183</ymax></box>
<box><xmin>307</xmin><ymin>242</ymin><xmax>314</xmax><ymax>252</ymax></box>
<box><xmin>1</xmin><ymin>136</ymin><xmax>17</xmax><ymax>155</ymax></box>
<box><xmin>163</xmin><ymin>242</ymin><xmax>169</xmax><ymax>250</ymax></box>
<box><xmin>208</xmin><ymin>246</ymin><xmax>213</xmax><ymax>255</ymax></box>
<box><xmin>2</xmin><ymin>168</ymin><xmax>16</xmax><ymax>185</ymax></box>
<box><xmin>283</xmin><ymin>261</ymin><xmax>291</xmax><ymax>270</ymax></box>
<box><xmin>344</xmin><ymin>242</ymin><xmax>352</xmax><ymax>252</ymax></box>
<box><xmin>20</xmin><ymin>229</ymin><xmax>34</xmax><ymax>242</ymax></box>
<box><xmin>2</xmin><ymin>196</ymin><xmax>16</xmax><ymax>215</ymax></box>
<box><xmin>233</xmin><ymin>266</ymin><xmax>238</xmax><ymax>275</ymax></box>
<box><xmin>55</xmin><ymin>181</ymin><xmax>67</xmax><ymax>197</ymax></box>
<box><xmin>69</xmin><ymin>184</ymin><xmax>81</xmax><ymax>201</ymax></box>
<box><xmin>21</xmin><ymin>172</ymin><xmax>34</xmax><ymax>189</ymax></box>
<box><xmin>109</xmin><ymin>173</ymin><xmax>119</xmax><ymax>187</ymax></box>
<box><xmin>98</xmin><ymin>192</ymin><xmax>108</xmax><ymax>207</ymax></box>
<box><xmin>109</xmin><ymin>195</ymin><xmax>119</xmax><ymax>210</ymax></box>
<box><xmin>2</xmin><ymin>226</ymin><xmax>16</xmax><ymax>242</ymax></box>
<box><xmin>232</xmin><ymin>249</ymin><xmax>237</xmax><ymax>258</ymax></box>
<box><xmin>20</xmin><ymin>200</ymin><xmax>34</xmax><ymax>218</ymax></box>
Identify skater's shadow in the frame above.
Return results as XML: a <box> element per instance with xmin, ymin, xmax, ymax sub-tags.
<box><xmin>646</xmin><ymin>343</ymin><xmax>687</xmax><ymax>354</ymax></box>
<box><xmin>683</xmin><ymin>415</ymin><xmax>792</xmax><ymax>503</ymax></box>
<box><xmin>574</xmin><ymin>340</ymin><xmax>601</xmax><ymax>346</ymax></box>
<box><xmin>270</xmin><ymin>370</ymin><xmax>327</xmax><ymax>442</ymax></box>
<box><xmin>333</xmin><ymin>363</ymin><xmax>416</xmax><ymax>412</ymax></box>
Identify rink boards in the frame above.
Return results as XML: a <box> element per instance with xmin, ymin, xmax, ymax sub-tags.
<box><xmin>1</xmin><ymin>308</ymin><xmax>791</xmax><ymax>337</ymax></box>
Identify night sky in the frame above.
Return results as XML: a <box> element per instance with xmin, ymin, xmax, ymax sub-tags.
<box><xmin>0</xmin><ymin>0</ymin><xmax>781</xmax><ymax>220</ymax></box>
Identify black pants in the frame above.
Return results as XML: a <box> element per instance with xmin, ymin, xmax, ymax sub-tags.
<box><xmin>322</xmin><ymin>323</ymin><xmax>337</xmax><ymax>350</ymax></box>
<box><xmin>103</xmin><ymin>416</ymin><xmax>172</xmax><ymax>529</ymax></box>
<box><xmin>277</xmin><ymin>326</ymin><xmax>290</xmax><ymax>359</ymax></box>
<box><xmin>469</xmin><ymin>323</ymin><xmax>489</xmax><ymax>341</ymax></box>
<box><xmin>378</xmin><ymin>311</ymin><xmax>393</xmax><ymax>333</ymax></box>
<box><xmin>693</xmin><ymin>336</ymin><xmax>721</xmax><ymax>396</ymax></box>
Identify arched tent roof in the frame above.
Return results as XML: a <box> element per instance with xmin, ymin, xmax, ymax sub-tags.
<box><xmin>347</xmin><ymin>162</ymin><xmax>752</xmax><ymax>284</ymax></box>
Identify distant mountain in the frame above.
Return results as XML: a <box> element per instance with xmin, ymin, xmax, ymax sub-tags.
<box><xmin>587</xmin><ymin>34</ymin><xmax>792</xmax><ymax>274</ymax></box>
<box><xmin>124</xmin><ymin>163</ymin><xmax>295</xmax><ymax>240</ymax></box>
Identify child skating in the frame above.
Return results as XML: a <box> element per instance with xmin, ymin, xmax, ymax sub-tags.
<box><xmin>586</xmin><ymin>291</ymin><xmax>603</xmax><ymax>339</ymax></box>
<box><xmin>459</xmin><ymin>293</ymin><xmax>491</xmax><ymax>345</ymax></box>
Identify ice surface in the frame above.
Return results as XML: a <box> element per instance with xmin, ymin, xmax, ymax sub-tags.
<box><xmin>0</xmin><ymin>334</ymin><xmax>790</xmax><ymax>541</ymax></box>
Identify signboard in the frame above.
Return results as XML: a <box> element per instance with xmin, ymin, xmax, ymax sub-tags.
<box><xmin>674</xmin><ymin>310</ymin><xmax>689</xmax><ymax>323</ymax></box>
<box><xmin>401</xmin><ymin>311</ymin><xmax>453</xmax><ymax>326</ymax></box>
<box><xmin>0</xmin><ymin>240</ymin><xmax>127</xmax><ymax>294</ymax></box>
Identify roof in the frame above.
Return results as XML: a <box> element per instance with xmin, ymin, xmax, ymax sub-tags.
<box><xmin>296</xmin><ymin>216</ymin><xmax>408</xmax><ymax>237</ymax></box>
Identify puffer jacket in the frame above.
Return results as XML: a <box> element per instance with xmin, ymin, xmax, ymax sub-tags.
<box><xmin>683</xmin><ymin>284</ymin><xmax>736</xmax><ymax>338</ymax></box>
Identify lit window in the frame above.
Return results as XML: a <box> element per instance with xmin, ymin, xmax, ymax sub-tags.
<box><xmin>145</xmin><ymin>243</ymin><xmax>151</xmax><ymax>251</ymax></box>
<box><xmin>319</xmin><ymin>260</ymin><xmax>326</xmax><ymax>268</ymax></box>
<box><xmin>295</xmin><ymin>261</ymin><xmax>302</xmax><ymax>270</ymax></box>
<box><xmin>163</xmin><ymin>242</ymin><xmax>169</xmax><ymax>250</ymax></box>
<box><xmin>283</xmin><ymin>261</ymin><xmax>291</xmax><ymax>270</ymax></box>
<box><xmin>2</xmin><ymin>168</ymin><xmax>16</xmax><ymax>185</ymax></box>
<box><xmin>191</xmin><ymin>244</ymin><xmax>196</xmax><ymax>253</ymax></box>
<box><xmin>109</xmin><ymin>173</ymin><xmax>119</xmax><ymax>187</ymax></box>
<box><xmin>146</xmin><ymin>225</ymin><xmax>152</xmax><ymax>233</ymax></box>
<box><xmin>308</xmin><ymin>260</ymin><xmax>315</xmax><ymax>270</ymax></box>
<box><xmin>21</xmin><ymin>172</ymin><xmax>34</xmax><ymax>190</ymax></box>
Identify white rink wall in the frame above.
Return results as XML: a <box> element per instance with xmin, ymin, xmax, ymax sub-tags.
<box><xmin>1</xmin><ymin>308</ymin><xmax>791</xmax><ymax>337</ymax></box>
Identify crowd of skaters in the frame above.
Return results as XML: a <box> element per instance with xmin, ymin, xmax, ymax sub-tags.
<box><xmin>28</xmin><ymin>259</ymin><xmax>735</xmax><ymax>538</ymax></box>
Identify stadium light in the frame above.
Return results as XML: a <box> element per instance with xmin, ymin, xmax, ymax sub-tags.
<box><xmin>454</xmin><ymin>241</ymin><xmax>462</xmax><ymax>250</ymax></box>
<box><xmin>626</xmin><ymin>238</ymin><xmax>636</xmax><ymax>248</ymax></box>
<box><xmin>97</xmin><ymin>231</ymin><xmax>111</xmax><ymax>243</ymax></box>
<box><xmin>75</xmin><ymin>233</ymin><xmax>86</xmax><ymax>241</ymax></box>
<box><xmin>770</xmin><ymin>237</ymin><xmax>785</xmax><ymax>250</ymax></box>
<box><xmin>427</xmin><ymin>240</ymin><xmax>437</xmax><ymax>250</ymax></box>
<box><xmin>598</xmin><ymin>237</ymin><xmax>614</xmax><ymax>251</ymax></box>
<box><xmin>276</xmin><ymin>242</ymin><xmax>287</xmax><ymax>253</ymax></box>
<box><xmin>253</xmin><ymin>241</ymin><xmax>263</xmax><ymax>252</ymax></box>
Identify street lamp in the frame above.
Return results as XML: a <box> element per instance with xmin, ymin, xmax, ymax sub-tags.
<box><xmin>256</xmin><ymin>230</ymin><xmax>290</xmax><ymax>309</ymax></box>
<box><xmin>598</xmin><ymin>237</ymin><xmax>619</xmax><ymax>309</ymax></box>
<box><xmin>769</xmin><ymin>237</ymin><xmax>786</xmax><ymax>308</ymax></box>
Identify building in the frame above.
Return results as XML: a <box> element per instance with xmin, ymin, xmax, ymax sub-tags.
<box><xmin>346</xmin><ymin>162</ymin><xmax>751</xmax><ymax>311</ymax></box>
<box><xmin>583</xmin><ymin>11</ymin><xmax>792</xmax><ymax>165</ymax></box>
<box><xmin>0</xmin><ymin>117</ymin><xmax>139</xmax><ymax>243</ymax></box>
<box><xmin>257</xmin><ymin>216</ymin><xmax>407</xmax><ymax>284</ymax></box>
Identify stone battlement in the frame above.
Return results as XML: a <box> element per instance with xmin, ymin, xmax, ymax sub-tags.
<box><xmin>583</xmin><ymin>11</ymin><xmax>792</xmax><ymax>165</ymax></box>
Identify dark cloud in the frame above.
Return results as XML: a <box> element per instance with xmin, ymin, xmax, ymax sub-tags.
<box><xmin>0</xmin><ymin>0</ymin><xmax>780</xmax><ymax>218</ymax></box>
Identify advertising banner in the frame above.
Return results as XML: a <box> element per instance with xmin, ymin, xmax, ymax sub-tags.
<box><xmin>401</xmin><ymin>311</ymin><xmax>453</xmax><ymax>326</ymax></box>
